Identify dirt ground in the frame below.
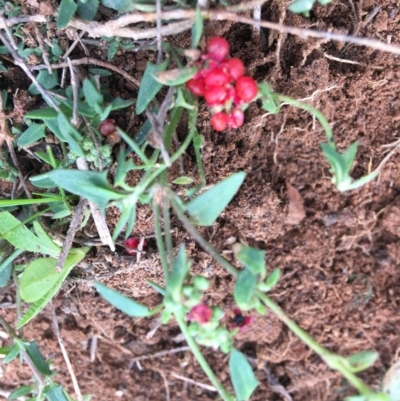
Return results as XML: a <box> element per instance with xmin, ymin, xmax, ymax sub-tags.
<box><xmin>1</xmin><ymin>0</ymin><xmax>400</xmax><ymax>400</ymax></box>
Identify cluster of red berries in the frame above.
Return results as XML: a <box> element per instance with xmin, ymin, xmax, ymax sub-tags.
<box><xmin>186</xmin><ymin>37</ymin><xmax>258</xmax><ymax>132</ymax></box>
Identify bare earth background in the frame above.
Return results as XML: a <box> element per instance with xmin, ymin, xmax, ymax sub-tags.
<box><xmin>1</xmin><ymin>0</ymin><xmax>400</xmax><ymax>399</ymax></box>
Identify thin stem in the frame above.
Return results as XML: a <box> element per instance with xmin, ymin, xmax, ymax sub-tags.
<box><xmin>153</xmin><ymin>202</ymin><xmax>170</xmax><ymax>282</ymax></box>
<box><xmin>169</xmin><ymin>195</ymin><xmax>239</xmax><ymax>277</ymax></box>
<box><xmin>162</xmin><ymin>201</ymin><xmax>174</xmax><ymax>266</ymax></box>
<box><xmin>194</xmin><ymin>143</ymin><xmax>206</xmax><ymax>187</ymax></box>
<box><xmin>12</xmin><ymin>267</ymin><xmax>22</xmax><ymax>325</ymax></box>
<box><xmin>279</xmin><ymin>95</ymin><xmax>336</xmax><ymax>149</ymax></box>
<box><xmin>175</xmin><ymin>314</ymin><xmax>234</xmax><ymax>401</ymax></box>
<box><xmin>257</xmin><ymin>291</ymin><xmax>371</xmax><ymax>395</ymax></box>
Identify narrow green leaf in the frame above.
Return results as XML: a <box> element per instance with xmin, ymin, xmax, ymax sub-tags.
<box><xmin>191</xmin><ymin>6</ymin><xmax>203</xmax><ymax>48</ymax></box>
<box><xmin>185</xmin><ymin>172</ymin><xmax>246</xmax><ymax>226</ymax></box>
<box><xmin>30</xmin><ymin>174</ymin><xmax>57</xmax><ymax>189</ymax></box>
<box><xmin>17</xmin><ymin>123</ymin><xmax>46</xmax><ymax>147</ymax></box>
<box><xmin>0</xmin><ymin>262</ymin><xmax>12</xmax><ymax>287</ymax></box>
<box><xmin>83</xmin><ymin>78</ymin><xmax>103</xmax><ymax>107</ymax></box>
<box><xmin>57</xmin><ymin>113</ymin><xmax>84</xmax><ymax>157</ymax></box>
<box><xmin>20</xmin><ymin>258</ymin><xmax>60</xmax><ymax>303</ymax></box>
<box><xmin>341</xmin><ymin>141</ymin><xmax>358</xmax><ymax>174</ymax></box>
<box><xmin>100</xmin><ymin>0</ymin><xmax>132</xmax><ymax>11</ymax></box>
<box><xmin>147</xmin><ymin>280</ymin><xmax>166</xmax><ymax>296</ymax></box>
<box><xmin>77</xmin><ymin>0</ymin><xmax>99</xmax><ymax>20</ymax></box>
<box><xmin>263</xmin><ymin>268</ymin><xmax>281</xmax><ymax>291</ymax></box>
<box><xmin>17</xmin><ymin>247</ymin><xmax>90</xmax><ymax>328</ymax></box>
<box><xmin>288</xmin><ymin>0</ymin><xmax>315</xmax><ymax>13</ymax></box>
<box><xmin>233</xmin><ymin>269</ymin><xmax>257</xmax><ymax>310</ymax></box>
<box><xmin>29</xmin><ymin>70</ymin><xmax>59</xmax><ymax>95</ymax></box>
<box><xmin>33</xmin><ymin>222</ymin><xmax>61</xmax><ymax>254</ymax></box>
<box><xmin>110</xmin><ymin>97</ymin><xmax>134</xmax><ymax>111</ymax></box>
<box><xmin>25</xmin><ymin>341</ymin><xmax>52</xmax><ymax>376</ymax></box>
<box><xmin>43</xmin><ymin>384</ymin><xmax>69</xmax><ymax>401</ymax></box>
<box><xmin>95</xmin><ymin>282</ymin><xmax>152</xmax><ymax>317</ymax></box>
<box><xmin>0</xmin><ymin>212</ymin><xmax>60</xmax><ymax>257</ymax></box>
<box><xmin>107</xmin><ymin>40</ymin><xmax>119</xmax><ymax>60</ymax></box>
<box><xmin>57</xmin><ymin>0</ymin><xmax>78</xmax><ymax>29</ymax></box>
<box><xmin>88</xmin><ymin>68</ymin><xmax>112</xmax><ymax>76</ymax></box>
<box><xmin>45</xmin><ymin>117</ymin><xmax>67</xmax><ymax>141</ymax></box>
<box><xmin>44</xmin><ymin>169</ymin><xmax>126</xmax><ymax>211</ymax></box>
<box><xmin>229</xmin><ymin>349</ymin><xmax>259</xmax><ymax>401</ymax></box>
<box><xmin>153</xmin><ymin>67</ymin><xmax>198</xmax><ymax>86</ymax></box>
<box><xmin>3</xmin><ymin>344</ymin><xmax>20</xmax><ymax>363</ymax></box>
<box><xmin>345</xmin><ymin>350</ymin><xmax>378</xmax><ymax>373</ymax></box>
<box><xmin>136</xmin><ymin>59</ymin><xmax>170</xmax><ymax>115</ymax></box>
<box><xmin>7</xmin><ymin>385</ymin><xmax>33</xmax><ymax>399</ymax></box>
<box><xmin>169</xmin><ymin>245</ymin><xmax>190</xmax><ymax>302</ymax></box>
<box><xmin>173</xmin><ymin>176</ymin><xmax>195</xmax><ymax>185</ymax></box>
<box><xmin>232</xmin><ymin>244</ymin><xmax>265</xmax><ymax>276</ymax></box>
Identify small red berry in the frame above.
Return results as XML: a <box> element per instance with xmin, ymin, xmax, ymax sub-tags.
<box><xmin>188</xmin><ymin>304</ymin><xmax>212</xmax><ymax>324</ymax></box>
<box><xmin>235</xmin><ymin>76</ymin><xmax>258</xmax><ymax>103</ymax></box>
<box><xmin>228</xmin><ymin>108</ymin><xmax>244</xmax><ymax>128</ymax></box>
<box><xmin>223</xmin><ymin>58</ymin><xmax>245</xmax><ymax>80</ymax></box>
<box><xmin>99</xmin><ymin>119</ymin><xmax>116</xmax><ymax>136</ymax></box>
<box><xmin>204</xmin><ymin>68</ymin><xmax>231</xmax><ymax>88</ymax></box>
<box><xmin>206</xmin><ymin>36</ymin><xmax>230</xmax><ymax>61</ymax></box>
<box><xmin>204</xmin><ymin>86</ymin><xmax>228</xmax><ymax>106</ymax></box>
<box><xmin>186</xmin><ymin>77</ymin><xmax>205</xmax><ymax>96</ymax></box>
<box><xmin>124</xmin><ymin>237</ymin><xmax>146</xmax><ymax>255</ymax></box>
<box><xmin>211</xmin><ymin>112</ymin><xmax>228</xmax><ymax>132</ymax></box>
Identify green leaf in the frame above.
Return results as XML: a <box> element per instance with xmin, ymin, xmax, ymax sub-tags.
<box><xmin>191</xmin><ymin>6</ymin><xmax>203</xmax><ymax>48</ymax></box>
<box><xmin>83</xmin><ymin>78</ymin><xmax>103</xmax><ymax>107</ymax></box>
<box><xmin>43</xmin><ymin>384</ymin><xmax>69</xmax><ymax>401</ymax></box>
<box><xmin>88</xmin><ymin>68</ymin><xmax>112</xmax><ymax>77</ymax></box>
<box><xmin>0</xmin><ymin>262</ymin><xmax>12</xmax><ymax>287</ymax></box>
<box><xmin>57</xmin><ymin>113</ymin><xmax>84</xmax><ymax>157</ymax></box>
<box><xmin>229</xmin><ymin>349</ymin><xmax>259</xmax><ymax>401</ymax></box>
<box><xmin>110</xmin><ymin>97</ymin><xmax>134</xmax><ymax>111</ymax></box>
<box><xmin>345</xmin><ymin>350</ymin><xmax>378</xmax><ymax>373</ymax></box>
<box><xmin>134</xmin><ymin>118</ymin><xmax>152</xmax><ymax>145</ymax></box>
<box><xmin>77</xmin><ymin>0</ymin><xmax>99</xmax><ymax>20</ymax></box>
<box><xmin>185</xmin><ymin>172</ymin><xmax>246</xmax><ymax>226</ymax></box>
<box><xmin>44</xmin><ymin>117</ymin><xmax>67</xmax><ymax>142</ymax></box>
<box><xmin>30</xmin><ymin>174</ymin><xmax>57</xmax><ymax>189</ymax></box>
<box><xmin>25</xmin><ymin>107</ymin><xmax>65</xmax><ymax>120</ymax></box>
<box><xmin>259</xmin><ymin>268</ymin><xmax>281</xmax><ymax>292</ymax></box>
<box><xmin>153</xmin><ymin>67</ymin><xmax>198</xmax><ymax>86</ymax></box>
<box><xmin>136</xmin><ymin>59</ymin><xmax>170</xmax><ymax>115</ymax></box>
<box><xmin>288</xmin><ymin>0</ymin><xmax>315</xmax><ymax>13</ymax></box>
<box><xmin>173</xmin><ymin>176</ymin><xmax>195</xmax><ymax>185</ymax></box>
<box><xmin>95</xmin><ymin>282</ymin><xmax>152</xmax><ymax>317</ymax></box>
<box><xmin>17</xmin><ymin>123</ymin><xmax>46</xmax><ymax>147</ymax></box>
<box><xmin>233</xmin><ymin>269</ymin><xmax>257</xmax><ymax>310</ymax></box>
<box><xmin>33</xmin><ymin>222</ymin><xmax>61</xmax><ymax>254</ymax></box>
<box><xmin>147</xmin><ymin>280</ymin><xmax>166</xmax><ymax>296</ymax></box>
<box><xmin>168</xmin><ymin>245</ymin><xmax>190</xmax><ymax>302</ymax></box>
<box><xmin>57</xmin><ymin>0</ymin><xmax>78</xmax><ymax>29</ymax></box>
<box><xmin>100</xmin><ymin>0</ymin><xmax>132</xmax><ymax>11</ymax></box>
<box><xmin>29</xmin><ymin>70</ymin><xmax>59</xmax><ymax>95</ymax></box>
<box><xmin>107</xmin><ymin>40</ymin><xmax>119</xmax><ymax>61</ymax></box>
<box><xmin>20</xmin><ymin>258</ymin><xmax>61</xmax><ymax>302</ymax></box>
<box><xmin>232</xmin><ymin>244</ymin><xmax>265</xmax><ymax>276</ymax></box>
<box><xmin>3</xmin><ymin>344</ymin><xmax>20</xmax><ymax>363</ymax></box>
<box><xmin>0</xmin><ymin>212</ymin><xmax>60</xmax><ymax>257</ymax></box>
<box><xmin>7</xmin><ymin>385</ymin><xmax>33</xmax><ymax>399</ymax></box>
<box><xmin>17</xmin><ymin>247</ymin><xmax>90</xmax><ymax>328</ymax></box>
<box><xmin>25</xmin><ymin>341</ymin><xmax>52</xmax><ymax>376</ymax></box>
<box><xmin>44</xmin><ymin>169</ymin><xmax>126</xmax><ymax>211</ymax></box>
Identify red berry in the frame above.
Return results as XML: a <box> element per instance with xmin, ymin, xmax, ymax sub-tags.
<box><xmin>206</xmin><ymin>36</ymin><xmax>230</xmax><ymax>61</ymax></box>
<box><xmin>186</xmin><ymin>77</ymin><xmax>205</xmax><ymax>96</ymax></box>
<box><xmin>211</xmin><ymin>112</ymin><xmax>228</xmax><ymax>132</ymax></box>
<box><xmin>235</xmin><ymin>76</ymin><xmax>258</xmax><ymax>103</ymax></box>
<box><xmin>204</xmin><ymin>85</ymin><xmax>228</xmax><ymax>106</ymax></box>
<box><xmin>204</xmin><ymin>68</ymin><xmax>230</xmax><ymax>88</ymax></box>
<box><xmin>99</xmin><ymin>119</ymin><xmax>116</xmax><ymax>136</ymax></box>
<box><xmin>223</xmin><ymin>58</ymin><xmax>245</xmax><ymax>80</ymax></box>
<box><xmin>228</xmin><ymin>108</ymin><xmax>244</xmax><ymax>128</ymax></box>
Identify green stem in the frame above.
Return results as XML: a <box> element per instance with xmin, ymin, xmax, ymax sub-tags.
<box><xmin>257</xmin><ymin>291</ymin><xmax>371</xmax><ymax>395</ymax></box>
<box><xmin>194</xmin><ymin>140</ymin><xmax>206</xmax><ymax>187</ymax></box>
<box><xmin>169</xmin><ymin>194</ymin><xmax>239</xmax><ymax>277</ymax></box>
<box><xmin>175</xmin><ymin>314</ymin><xmax>235</xmax><ymax>401</ymax></box>
<box><xmin>162</xmin><ymin>201</ymin><xmax>174</xmax><ymax>266</ymax></box>
<box><xmin>12</xmin><ymin>267</ymin><xmax>22</xmax><ymax>326</ymax></box>
<box><xmin>153</xmin><ymin>202</ymin><xmax>170</xmax><ymax>282</ymax></box>
<box><xmin>279</xmin><ymin>95</ymin><xmax>336</xmax><ymax>150</ymax></box>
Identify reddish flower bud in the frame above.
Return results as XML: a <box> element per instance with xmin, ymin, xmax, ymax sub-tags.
<box><xmin>235</xmin><ymin>76</ymin><xmax>258</xmax><ymax>103</ymax></box>
<box><xmin>204</xmin><ymin>68</ymin><xmax>231</xmax><ymax>88</ymax></box>
<box><xmin>124</xmin><ymin>237</ymin><xmax>147</xmax><ymax>255</ymax></box>
<box><xmin>223</xmin><ymin>58</ymin><xmax>245</xmax><ymax>80</ymax></box>
<box><xmin>211</xmin><ymin>112</ymin><xmax>228</xmax><ymax>132</ymax></box>
<box><xmin>227</xmin><ymin>108</ymin><xmax>244</xmax><ymax>129</ymax></box>
<box><xmin>99</xmin><ymin>119</ymin><xmax>116</xmax><ymax>136</ymax></box>
<box><xmin>228</xmin><ymin>307</ymin><xmax>253</xmax><ymax>331</ymax></box>
<box><xmin>186</xmin><ymin>77</ymin><xmax>205</xmax><ymax>96</ymax></box>
<box><xmin>188</xmin><ymin>304</ymin><xmax>212</xmax><ymax>324</ymax></box>
<box><xmin>204</xmin><ymin>86</ymin><xmax>229</xmax><ymax>106</ymax></box>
